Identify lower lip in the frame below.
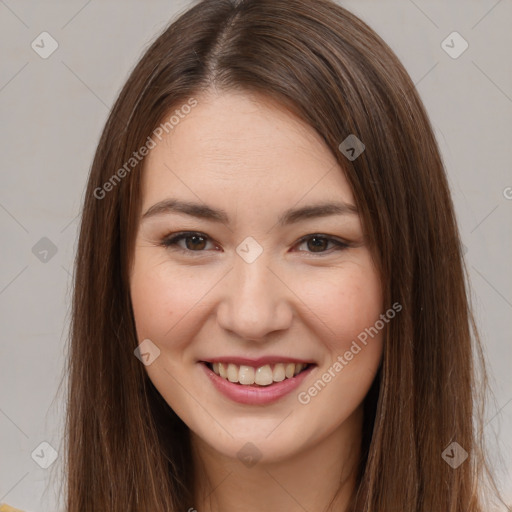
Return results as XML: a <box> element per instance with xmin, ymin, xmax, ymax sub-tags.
<box><xmin>199</xmin><ymin>362</ymin><xmax>316</xmax><ymax>405</ymax></box>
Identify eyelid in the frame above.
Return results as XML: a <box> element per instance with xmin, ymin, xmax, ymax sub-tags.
<box><xmin>161</xmin><ymin>231</ymin><xmax>350</xmax><ymax>256</ymax></box>
<box><xmin>161</xmin><ymin>231</ymin><xmax>219</xmax><ymax>255</ymax></box>
<box><xmin>295</xmin><ymin>233</ymin><xmax>350</xmax><ymax>250</ymax></box>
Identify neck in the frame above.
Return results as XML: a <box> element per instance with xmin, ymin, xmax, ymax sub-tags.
<box><xmin>191</xmin><ymin>406</ymin><xmax>363</xmax><ymax>512</ymax></box>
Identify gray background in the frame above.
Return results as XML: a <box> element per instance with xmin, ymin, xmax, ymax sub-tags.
<box><xmin>0</xmin><ymin>1</ymin><xmax>511</xmax><ymax>510</ymax></box>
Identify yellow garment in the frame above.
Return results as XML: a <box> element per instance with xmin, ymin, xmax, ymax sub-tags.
<box><xmin>0</xmin><ymin>505</ymin><xmax>26</xmax><ymax>512</ymax></box>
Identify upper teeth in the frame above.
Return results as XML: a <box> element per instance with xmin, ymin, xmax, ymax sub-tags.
<box><xmin>212</xmin><ymin>362</ymin><xmax>307</xmax><ymax>386</ymax></box>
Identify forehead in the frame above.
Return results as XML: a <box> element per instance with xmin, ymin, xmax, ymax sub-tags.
<box><xmin>141</xmin><ymin>90</ymin><xmax>355</xmax><ymax>208</ymax></box>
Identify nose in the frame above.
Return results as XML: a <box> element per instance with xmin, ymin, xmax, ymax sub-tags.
<box><xmin>216</xmin><ymin>254</ymin><xmax>293</xmax><ymax>342</ymax></box>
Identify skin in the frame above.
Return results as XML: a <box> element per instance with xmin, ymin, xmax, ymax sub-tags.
<box><xmin>129</xmin><ymin>89</ymin><xmax>384</xmax><ymax>512</ymax></box>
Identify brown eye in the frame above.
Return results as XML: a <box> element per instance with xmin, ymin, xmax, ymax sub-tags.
<box><xmin>296</xmin><ymin>235</ymin><xmax>349</xmax><ymax>254</ymax></box>
<box><xmin>162</xmin><ymin>232</ymin><xmax>214</xmax><ymax>253</ymax></box>
<box><xmin>183</xmin><ymin>234</ymin><xmax>207</xmax><ymax>250</ymax></box>
<box><xmin>161</xmin><ymin>232</ymin><xmax>349</xmax><ymax>256</ymax></box>
<box><xmin>306</xmin><ymin>236</ymin><xmax>329</xmax><ymax>252</ymax></box>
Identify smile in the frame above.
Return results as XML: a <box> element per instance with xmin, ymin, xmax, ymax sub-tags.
<box><xmin>199</xmin><ymin>359</ymin><xmax>317</xmax><ymax>405</ymax></box>
<box><xmin>205</xmin><ymin>361</ymin><xmax>311</xmax><ymax>386</ymax></box>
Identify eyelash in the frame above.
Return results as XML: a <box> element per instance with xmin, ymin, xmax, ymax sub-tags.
<box><xmin>160</xmin><ymin>231</ymin><xmax>350</xmax><ymax>256</ymax></box>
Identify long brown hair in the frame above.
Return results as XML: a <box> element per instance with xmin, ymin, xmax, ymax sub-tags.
<box><xmin>61</xmin><ymin>0</ymin><xmax>501</xmax><ymax>509</ymax></box>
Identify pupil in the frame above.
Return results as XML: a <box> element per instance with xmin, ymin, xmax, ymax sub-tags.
<box><xmin>308</xmin><ymin>237</ymin><xmax>326</xmax><ymax>252</ymax></box>
<box><xmin>187</xmin><ymin>235</ymin><xmax>206</xmax><ymax>250</ymax></box>
<box><xmin>184</xmin><ymin>236</ymin><xmax>328</xmax><ymax>252</ymax></box>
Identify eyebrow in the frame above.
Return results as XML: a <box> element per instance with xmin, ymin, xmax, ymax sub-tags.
<box><xmin>141</xmin><ymin>198</ymin><xmax>358</xmax><ymax>226</ymax></box>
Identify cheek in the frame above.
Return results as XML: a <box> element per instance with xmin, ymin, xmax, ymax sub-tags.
<box><xmin>292</xmin><ymin>259</ymin><xmax>383</xmax><ymax>353</ymax></box>
<box><xmin>130</xmin><ymin>254</ymin><xmax>192</xmax><ymax>345</ymax></box>
<box><xmin>130</xmin><ymin>253</ymin><xmax>224</xmax><ymax>358</ymax></box>
<box><xmin>295</xmin><ymin>263</ymin><xmax>384</xmax><ymax>418</ymax></box>
<box><xmin>130</xmin><ymin>244</ymin><xmax>383</xmax><ymax>353</ymax></box>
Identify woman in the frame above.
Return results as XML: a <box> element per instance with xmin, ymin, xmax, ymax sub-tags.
<box><xmin>63</xmin><ymin>0</ymin><xmax>501</xmax><ymax>510</ymax></box>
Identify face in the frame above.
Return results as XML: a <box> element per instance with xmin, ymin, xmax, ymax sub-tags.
<box><xmin>129</xmin><ymin>90</ymin><xmax>384</xmax><ymax>464</ymax></box>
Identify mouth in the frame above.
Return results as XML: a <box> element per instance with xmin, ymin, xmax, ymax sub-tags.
<box><xmin>200</xmin><ymin>360</ymin><xmax>315</xmax><ymax>387</ymax></box>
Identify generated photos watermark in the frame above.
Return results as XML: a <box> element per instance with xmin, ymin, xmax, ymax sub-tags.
<box><xmin>93</xmin><ymin>97</ymin><xmax>198</xmax><ymax>200</ymax></box>
<box><xmin>298</xmin><ymin>301</ymin><xmax>402</xmax><ymax>405</ymax></box>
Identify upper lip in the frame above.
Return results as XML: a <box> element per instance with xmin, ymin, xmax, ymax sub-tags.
<box><xmin>200</xmin><ymin>356</ymin><xmax>315</xmax><ymax>367</ymax></box>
